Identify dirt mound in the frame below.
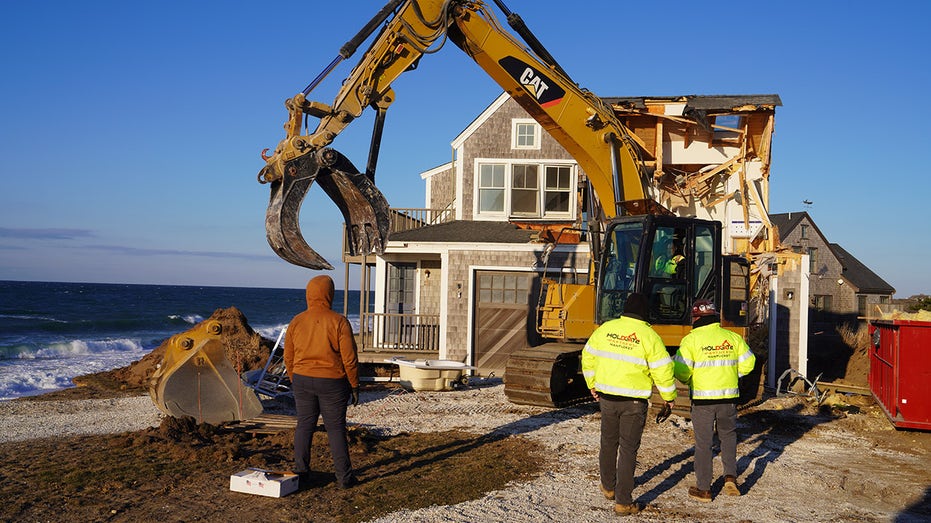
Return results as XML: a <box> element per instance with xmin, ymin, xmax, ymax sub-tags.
<box><xmin>73</xmin><ymin>307</ymin><xmax>274</xmax><ymax>395</ymax></box>
<box><xmin>0</xmin><ymin>420</ymin><xmax>544</xmax><ymax>523</ymax></box>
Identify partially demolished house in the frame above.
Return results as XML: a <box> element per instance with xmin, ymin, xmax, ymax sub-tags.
<box><xmin>346</xmin><ymin>92</ymin><xmax>785</xmax><ymax>377</ymax></box>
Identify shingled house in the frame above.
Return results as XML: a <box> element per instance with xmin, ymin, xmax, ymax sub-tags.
<box><xmin>771</xmin><ymin>211</ymin><xmax>895</xmax><ymax>322</ymax></box>
<box><xmin>347</xmin><ymin>92</ymin><xmax>783</xmax><ymax>377</ymax></box>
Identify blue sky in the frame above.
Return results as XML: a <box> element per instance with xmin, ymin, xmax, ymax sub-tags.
<box><xmin>1</xmin><ymin>1</ymin><xmax>928</xmax><ymax>296</ymax></box>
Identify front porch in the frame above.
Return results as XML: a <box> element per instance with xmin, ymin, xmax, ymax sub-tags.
<box><xmin>343</xmin><ymin>207</ymin><xmax>451</xmax><ymax>360</ymax></box>
<box><xmin>355</xmin><ymin>311</ymin><xmax>441</xmax><ymax>363</ymax></box>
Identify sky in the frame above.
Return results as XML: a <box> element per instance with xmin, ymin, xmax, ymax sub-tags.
<box><xmin>1</xmin><ymin>0</ymin><xmax>929</xmax><ymax>296</ymax></box>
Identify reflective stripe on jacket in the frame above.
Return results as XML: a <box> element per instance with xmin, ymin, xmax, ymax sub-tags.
<box><xmin>673</xmin><ymin>322</ymin><xmax>755</xmax><ymax>400</ymax></box>
<box><xmin>582</xmin><ymin>316</ymin><xmax>677</xmax><ymax>401</ymax></box>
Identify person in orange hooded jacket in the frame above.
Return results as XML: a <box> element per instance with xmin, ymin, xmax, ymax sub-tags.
<box><xmin>285</xmin><ymin>275</ymin><xmax>360</xmax><ymax>488</ymax></box>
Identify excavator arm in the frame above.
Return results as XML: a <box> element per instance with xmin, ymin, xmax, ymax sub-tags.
<box><xmin>258</xmin><ymin>0</ymin><xmax>663</xmax><ymax>270</ymax></box>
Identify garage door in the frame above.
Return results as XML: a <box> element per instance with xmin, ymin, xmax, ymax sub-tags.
<box><xmin>474</xmin><ymin>271</ymin><xmax>541</xmax><ymax>374</ymax></box>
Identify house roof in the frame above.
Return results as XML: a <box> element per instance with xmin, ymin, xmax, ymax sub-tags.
<box><xmin>830</xmin><ymin>243</ymin><xmax>896</xmax><ymax>295</ymax></box>
<box><xmin>770</xmin><ymin>211</ymin><xmax>814</xmax><ymax>240</ymax></box>
<box><xmin>447</xmin><ymin>93</ymin><xmax>781</xmax><ymax>152</ymax></box>
<box><xmin>603</xmin><ymin>94</ymin><xmax>782</xmax><ymax>112</ymax></box>
<box><xmin>771</xmin><ymin>212</ymin><xmax>895</xmax><ymax>295</ymax></box>
<box><xmin>389</xmin><ymin>220</ymin><xmax>537</xmax><ymax>244</ymax></box>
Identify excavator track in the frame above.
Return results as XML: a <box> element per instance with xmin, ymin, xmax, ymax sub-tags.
<box><xmin>503</xmin><ymin>343</ymin><xmax>592</xmax><ymax>408</ymax></box>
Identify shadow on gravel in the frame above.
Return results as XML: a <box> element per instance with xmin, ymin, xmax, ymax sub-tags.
<box><xmin>634</xmin><ymin>402</ymin><xmax>835</xmax><ymax>504</ymax></box>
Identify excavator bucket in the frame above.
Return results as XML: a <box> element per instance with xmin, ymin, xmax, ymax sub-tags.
<box><xmin>264</xmin><ymin>147</ymin><xmax>390</xmax><ymax>270</ymax></box>
<box><xmin>149</xmin><ymin>320</ymin><xmax>263</xmax><ymax>424</ymax></box>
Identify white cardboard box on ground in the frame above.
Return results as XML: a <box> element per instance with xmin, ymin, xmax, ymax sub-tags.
<box><xmin>229</xmin><ymin>469</ymin><xmax>299</xmax><ymax>498</ymax></box>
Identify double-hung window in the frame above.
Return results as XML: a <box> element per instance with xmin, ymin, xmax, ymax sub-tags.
<box><xmin>475</xmin><ymin>161</ymin><xmax>575</xmax><ymax>219</ymax></box>
<box><xmin>544</xmin><ymin>166</ymin><xmax>571</xmax><ymax>213</ymax></box>
<box><xmin>511</xmin><ymin>164</ymin><xmax>539</xmax><ymax>216</ymax></box>
<box><xmin>478</xmin><ymin>164</ymin><xmax>506</xmax><ymax>213</ymax></box>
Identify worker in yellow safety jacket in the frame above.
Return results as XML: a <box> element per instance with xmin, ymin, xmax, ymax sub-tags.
<box><xmin>651</xmin><ymin>239</ymin><xmax>685</xmax><ymax>278</ymax></box>
<box><xmin>674</xmin><ymin>299</ymin><xmax>756</xmax><ymax>503</ymax></box>
<box><xmin>582</xmin><ymin>292</ymin><xmax>676</xmax><ymax>516</ymax></box>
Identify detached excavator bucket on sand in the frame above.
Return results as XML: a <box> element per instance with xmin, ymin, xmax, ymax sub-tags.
<box><xmin>149</xmin><ymin>320</ymin><xmax>263</xmax><ymax>425</ymax></box>
<box><xmin>263</xmin><ymin>147</ymin><xmax>390</xmax><ymax>270</ymax></box>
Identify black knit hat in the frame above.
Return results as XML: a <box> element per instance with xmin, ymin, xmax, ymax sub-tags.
<box><xmin>623</xmin><ymin>292</ymin><xmax>649</xmax><ymax>320</ymax></box>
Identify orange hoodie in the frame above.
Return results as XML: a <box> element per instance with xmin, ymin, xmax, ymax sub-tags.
<box><xmin>284</xmin><ymin>276</ymin><xmax>359</xmax><ymax>387</ymax></box>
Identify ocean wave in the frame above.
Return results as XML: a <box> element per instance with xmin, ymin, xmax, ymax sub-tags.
<box><xmin>0</xmin><ymin>364</ymin><xmax>70</xmax><ymax>400</ymax></box>
<box><xmin>0</xmin><ymin>338</ymin><xmax>145</xmax><ymax>360</ymax></box>
<box><xmin>167</xmin><ymin>314</ymin><xmax>205</xmax><ymax>325</ymax></box>
<box><xmin>0</xmin><ymin>350</ymin><xmax>148</xmax><ymax>400</ymax></box>
<box><xmin>252</xmin><ymin>323</ymin><xmax>285</xmax><ymax>339</ymax></box>
<box><xmin>0</xmin><ymin>313</ymin><xmax>67</xmax><ymax>323</ymax></box>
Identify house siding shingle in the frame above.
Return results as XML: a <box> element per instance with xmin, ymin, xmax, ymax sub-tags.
<box><xmin>459</xmin><ymin>98</ymin><xmax>577</xmax><ymax>222</ymax></box>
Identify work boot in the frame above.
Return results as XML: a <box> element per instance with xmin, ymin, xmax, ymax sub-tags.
<box><xmin>338</xmin><ymin>474</ymin><xmax>358</xmax><ymax>489</ymax></box>
<box><xmin>599</xmin><ymin>483</ymin><xmax>614</xmax><ymax>500</ymax></box>
<box><xmin>688</xmin><ymin>486</ymin><xmax>713</xmax><ymax>503</ymax></box>
<box><xmin>614</xmin><ymin>502</ymin><xmax>641</xmax><ymax>516</ymax></box>
<box><xmin>723</xmin><ymin>475</ymin><xmax>741</xmax><ymax>496</ymax></box>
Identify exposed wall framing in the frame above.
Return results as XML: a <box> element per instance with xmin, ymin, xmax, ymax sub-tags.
<box><xmin>607</xmin><ymin>95</ymin><xmax>781</xmax><ymax>256</ymax></box>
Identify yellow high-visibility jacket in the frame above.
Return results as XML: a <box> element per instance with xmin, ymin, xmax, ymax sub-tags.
<box><xmin>673</xmin><ymin>322</ymin><xmax>755</xmax><ymax>400</ymax></box>
<box><xmin>582</xmin><ymin>316</ymin><xmax>677</xmax><ymax>401</ymax></box>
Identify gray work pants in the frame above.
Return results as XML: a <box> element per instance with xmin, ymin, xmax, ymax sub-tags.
<box><xmin>292</xmin><ymin>374</ymin><xmax>353</xmax><ymax>483</ymax></box>
<box><xmin>690</xmin><ymin>402</ymin><xmax>738</xmax><ymax>490</ymax></box>
<box><xmin>598</xmin><ymin>398</ymin><xmax>648</xmax><ymax>505</ymax></box>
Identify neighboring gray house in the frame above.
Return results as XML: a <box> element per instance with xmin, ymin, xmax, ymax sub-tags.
<box><xmin>771</xmin><ymin>211</ymin><xmax>895</xmax><ymax>322</ymax></box>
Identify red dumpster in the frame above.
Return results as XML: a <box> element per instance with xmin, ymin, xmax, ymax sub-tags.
<box><xmin>869</xmin><ymin>318</ymin><xmax>931</xmax><ymax>430</ymax></box>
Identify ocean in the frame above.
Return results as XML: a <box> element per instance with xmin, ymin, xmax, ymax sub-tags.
<box><xmin>0</xmin><ymin>280</ymin><xmax>367</xmax><ymax>400</ymax></box>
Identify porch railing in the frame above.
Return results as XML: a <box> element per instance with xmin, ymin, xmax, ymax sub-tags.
<box><xmin>358</xmin><ymin>312</ymin><xmax>440</xmax><ymax>352</ymax></box>
<box><xmin>389</xmin><ymin>206</ymin><xmax>454</xmax><ymax>233</ymax></box>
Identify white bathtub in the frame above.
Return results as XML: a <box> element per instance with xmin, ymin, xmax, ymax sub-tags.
<box><xmin>384</xmin><ymin>358</ymin><xmax>475</xmax><ymax>391</ymax></box>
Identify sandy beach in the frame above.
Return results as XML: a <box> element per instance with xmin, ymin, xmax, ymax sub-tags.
<box><xmin>2</xmin><ymin>382</ymin><xmax>930</xmax><ymax>522</ymax></box>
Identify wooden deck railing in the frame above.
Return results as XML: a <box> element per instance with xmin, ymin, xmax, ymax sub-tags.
<box><xmin>389</xmin><ymin>206</ymin><xmax>454</xmax><ymax>233</ymax></box>
<box><xmin>358</xmin><ymin>312</ymin><xmax>440</xmax><ymax>352</ymax></box>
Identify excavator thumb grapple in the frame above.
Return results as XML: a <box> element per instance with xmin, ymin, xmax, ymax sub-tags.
<box><xmin>149</xmin><ymin>320</ymin><xmax>263</xmax><ymax>424</ymax></box>
<box><xmin>262</xmin><ymin>147</ymin><xmax>390</xmax><ymax>270</ymax></box>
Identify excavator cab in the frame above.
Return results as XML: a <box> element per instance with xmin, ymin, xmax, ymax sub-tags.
<box><xmin>595</xmin><ymin>215</ymin><xmax>749</xmax><ymax>338</ymax></box>
<box><xmin>509</xmin><ymin>215</ymin><xmax>749</xmax><ymax>407</ymax></box>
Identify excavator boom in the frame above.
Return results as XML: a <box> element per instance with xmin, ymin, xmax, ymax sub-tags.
<box><xmin>257</xmin><ymin>0</ymin><xmax>659</xmax><ymax>270</ymax></box>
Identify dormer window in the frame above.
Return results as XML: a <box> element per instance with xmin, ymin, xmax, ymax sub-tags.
<box><xmin>512</xmin><ymin>119</ymin><xmax>541</xmax><ymax>150</ymax></box>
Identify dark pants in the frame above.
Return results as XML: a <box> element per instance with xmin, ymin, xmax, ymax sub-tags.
<box><xmin>690</xmin><ymin>402</ymin><xmax>738</xmax><ymax>490</ymax></box>
<box><xmin>292</xmin><ymin>374</ymin><xmax>352</xmax><ymax>483</ymax></box>
<box><xmin>599</xmin><ymin>398</ymin><xmax>648</xmax><ymax>505</ymax></box>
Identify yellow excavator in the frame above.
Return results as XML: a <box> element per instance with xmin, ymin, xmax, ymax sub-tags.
<box><xmin>151</xmin><ymin>0</ymin><xmax>756</xmax><ymax>420</ymax></box>
<box><xmin>254</xmin><ymin>0</ymin><xmax>754</xmax><ymax>408</ymax></box>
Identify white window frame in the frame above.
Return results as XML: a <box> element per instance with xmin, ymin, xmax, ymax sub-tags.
<box><xmin>512</xmin><ymin>119</ymin><xmax>541</xmax><ymax>150</ymax></box>
<box><xmin>543</xmin><ymin>165</ymin><xmax>573</xmax><ymax>216</ymax></box>
<box><xmin>477</xmin><ymin>163</ymin><xmax>506</xmax><ymax>215</ymax></box>
<box><xmin>473</xmin><ymin>158</ymin><xmax>576</xmax><ymax>221</ymax></box>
